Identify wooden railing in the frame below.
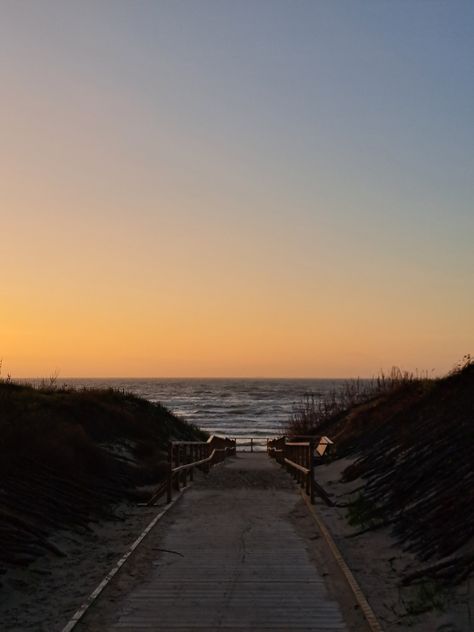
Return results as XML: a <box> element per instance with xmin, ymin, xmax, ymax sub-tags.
<box><xmin>268</xmin><ymin>437</ymin><xmax>315</xmax><ymax>503</ymax></box>
<box><xmin>166</xmin><ymin>435</ymin><xmax>236</xmax><ymax>503</ymax></box>
<box><xmin>267</xmin><ymin>436</ymin><xmax>286</xmax><ymax>460</ymax></box>
<box><xmin>267</xmin><ymin>435</ymin><xmax>335</xmax><ymax>506</ymax></box>
<box><xmin>234</xmin><ymin>436</ymin><xmax>269</xmax><ymax>452</ymax></box>
<box><xmin>284</xmin><ymin>434</ymin><xmax>334</xmax><ymax>458</ymax></box>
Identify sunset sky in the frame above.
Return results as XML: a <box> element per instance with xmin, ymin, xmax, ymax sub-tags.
<box><xmin>1</xmin><ymin>1</ymin><xmax>473</xmax><ymax>378</ymax></box>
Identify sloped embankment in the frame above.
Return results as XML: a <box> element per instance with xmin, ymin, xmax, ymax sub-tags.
<box><xmin>0</xmin><ymin>382</ymin><xmax>205</xmax><ymax>576</ymax></box>
<box><xmin>320</xmin><ymin>362</ymin><xmax>474</xmax><ymax>586</ymax></box>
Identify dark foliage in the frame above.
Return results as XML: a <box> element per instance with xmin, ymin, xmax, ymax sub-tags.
<box><xmin>0</xmin><ymin>381</ymin><xmax>206</xmax><ymax>576</ymax></box>
<box><xmin>324</xmin><ymin>359</ymin><xmax>474</xmax><ymax>586</ymax></box>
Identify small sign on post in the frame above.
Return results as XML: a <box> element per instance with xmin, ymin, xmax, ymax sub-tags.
<box><xmin>316</xmin><ymin>436</ymin><xmax>334</xmax><ymax>458</ymax></box>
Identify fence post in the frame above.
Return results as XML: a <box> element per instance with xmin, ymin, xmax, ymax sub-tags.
<box><xmin>190</xmin><ymin>444</ymin><xmax>194</xmax><ymax>482</ymax></box>
<box><xmin>167</xmin><ymin>442</ymin><xmax>173</xmax><ymax>503</ymax></box>
<box><xmin>299</xmin><ymin>446</ymin><xmax>304</xmax><ymax>487</ymax></box>
<box><xmin>205</xmin><ymin>442</ymin><xmax>211</xmax><ymax>473</ymax></box>
<box><xmin>251</xmin><ymin>438</ymin><xmax>254</xmax><ymax>453</ymax></box>
<box><xmin>174</xmin><ymin>444</ymin><xmax>180</xmax><ymax>491</ymax></box>
<box><xmin>182</xmin><ymin>445</ymin><xmax>187</xmax><ymax>488</ymax></box>
<box><xmin>309</xmin><ymin>440</ymin><xmax>315</xmax><ymax>504</ymax></box>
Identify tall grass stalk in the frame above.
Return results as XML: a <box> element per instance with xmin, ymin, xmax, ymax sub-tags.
<box><xmin>287</xmin><ymin>367</ymin><xmax>428</xmax><ymax>436</ymax></box>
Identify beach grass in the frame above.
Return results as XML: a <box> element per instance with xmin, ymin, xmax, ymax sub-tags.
<box><xmin>0</xmin><ymin>379</ymin><xmax>206</xmax><ymax>573</ymax></box>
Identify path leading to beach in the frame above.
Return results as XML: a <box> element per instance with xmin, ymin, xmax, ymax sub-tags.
<box><xmin>78</xmin><ymin>453</ymin><xmax>366</xmax><ymax>631</ymax></box>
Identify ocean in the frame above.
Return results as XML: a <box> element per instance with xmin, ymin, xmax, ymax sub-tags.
<box><xmin>45</xmin><ymin>378</ymin><xmax>349</xmax><ymax>448</ymax></box>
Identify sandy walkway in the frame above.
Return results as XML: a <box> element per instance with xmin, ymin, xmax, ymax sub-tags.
<box><xmin>77</xmin><ymin>454</ymin><xmax>369</xmax><ymax>631</ymax></box>
<box><xmin>2</xmin><ymin>451</ymin><xmax>470</xmax><ymax>631</ymax></box>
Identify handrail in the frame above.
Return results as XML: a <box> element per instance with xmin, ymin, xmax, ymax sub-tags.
<box><xmin>283</xmin><ymin>458</ymin><xmax>310</xmax><ymax>474</ymax></box>
<box><xmin>166</xmin><ymin>435</ymin><xmax>236</xmax><ymax>503</ymax></box>
<box><xmin>172</xmin><ymin>448</ymin><xmax>227</xmax><ymax>473</ymax></box>
<box><xmin>286</xmin><ymin>435</ymin><xmax>334</xmax><ymax>457</ymax></box>
<box><xmin>268</xmin><ymin>435</ymin><xmax>335</xmax><ymax>506</ymax></box>
<box><xmin>234</xmin><ymin>436</ymin><xmax>270</xmax><ymax>452</ymax></box>
<box><xmin>268</xmin><ymin>436</ymin><xmax>315</xmax><ymax>503</ymax></box>
<box><xmin>172</xmin><ymin>435</ymin><xmax>230</xmax><ymax>445</ymax></box>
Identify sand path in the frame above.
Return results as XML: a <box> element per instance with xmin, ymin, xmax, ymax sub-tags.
<box><xmin>78</xmin><ymin>453</ymin><xmax>364</xmax><ymax>631</ymax></box>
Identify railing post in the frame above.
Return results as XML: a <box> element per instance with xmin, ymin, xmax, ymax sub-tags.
<box><xmin>167</xmin><ymin>442</ymin><xmax>173</xmax><ymax>503</ymax></box>
<box><xmin>309</xmin><ymin>439</ymin><xmax>315</xmax><ymax>504</ymax></box>
<box><xmin>189</xmin><ymin>444</ymin><xmax>194</xmax><ymax>482</ymax></box>
<box><xmin>251</xmin><ymin>438</ymin><xmax>254</xmax><ymax>452</ymax></box>
<box><xmin>305</xmin><ymin>443</ymin><xmax>310</xmax><ymax>496</ymax></box>
<box><xmin>205</xmin><ymin>442</ymin><xmax>211</xmax><ymax>473</ymax></box>
<box><xmin>298</xmin><ymin>446</ymin><xmax>302</xmax><ymax>486</ymax></box>
<box><xmin>182</xmin><ymin>445</ymin><xmax>187</xmax><ymax>488</ymax></box>
<box><xmin>302</xmin><ymin>446</ymin><xmax>306</xmax><ymax>489</ymax></box>
<box><xmin>174</xmin><ymin>444</ymin><xmax>180</xmax><ymax>491</ymax></box>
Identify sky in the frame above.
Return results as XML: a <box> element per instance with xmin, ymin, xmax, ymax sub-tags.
<box><xmin>1</xmin><ymin>0</ymin><xmax>473</xmax><ymax>378</ymax></box>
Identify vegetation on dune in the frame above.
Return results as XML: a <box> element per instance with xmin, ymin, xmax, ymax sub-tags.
<box><xmin>288</xmin><ymin>357</ymin><xmax>474</xmax><ymax>588</ymax></box>
<box><xmin>288</xmin><ymin>366</ymin><xmax>432</xmax><ymax>436</ymax></box>
<box><xmin>0</xmin><ymin>380</ymin><xmax>206</xmax><ymax>577</ymax></box>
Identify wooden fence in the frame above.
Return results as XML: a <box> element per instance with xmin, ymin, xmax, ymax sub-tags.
<box><xmin>166</xmin><ymin>435</ymin><xmax>236</xmax><ymax>503</ymax></box>
<box><xmin>268</xmin><ymin>437</ymin><xmax>315</xmax><ymax>503</ymax></box>
<box><xmin>233</xmin><ymin>436</ymin><xmax>269</xmax><ymax>452</ymax></box>
<box><xmin>267</xmin><ymin>435</ymin><xmax>335</xmax><ymax>506</ymax></box>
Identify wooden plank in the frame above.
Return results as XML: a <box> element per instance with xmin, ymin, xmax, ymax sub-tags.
<box><xmin>283</xmin><ymin>457</ymin><xmax>310</xmax><ymax>475</ymax></box>
<box><xmin>100</xmin><ymin>455</ymin><xmax>348</xmax><ymax>631</ymax></box>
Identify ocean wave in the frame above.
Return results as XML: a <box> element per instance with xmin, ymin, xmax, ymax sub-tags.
<box><xmin>60</xmin><ymin>377</ymin><xmax>361</xmax><ymax>437</ymax></box>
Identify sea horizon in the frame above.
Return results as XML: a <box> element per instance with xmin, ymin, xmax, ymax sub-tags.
<box><xmin>24</xmin><ymin>376</ymin><xmax>370</xmax><ymax>441</ymax></box>
<box><xmin>21</xmin><ymin>375</ymin><xmax>372</xmax><ymax>381</ymax></box>
<box><xmin>20</xmin><ymin>377</ymin><xmax>369</xmax><ymax>440</ymax></box>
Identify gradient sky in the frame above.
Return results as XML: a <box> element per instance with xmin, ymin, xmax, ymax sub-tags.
<box><xmin>1</xmin><ymin>1</ymin><xmax>473</xmax><ymax>378</ymax></box>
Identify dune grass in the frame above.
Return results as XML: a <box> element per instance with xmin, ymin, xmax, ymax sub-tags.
<box><xmin>287</xmin><ymin>365</ymin><xmax>434</xmax><ymax>437</ymax></box>
<box><xmin>288</xmin><ymin>357</ymin><xmax>474</xmax><ymax>587</ymax></box>
<box><xmin>0</xmin><ymin>379</ymin><xmax>206</xmax><ymax>574</ymax></box>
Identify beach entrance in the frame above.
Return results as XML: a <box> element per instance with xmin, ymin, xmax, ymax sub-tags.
<box><xmin>71</xmin><ymin>452</ymin><xmax>356</xmax><ymax>631</ymax></box>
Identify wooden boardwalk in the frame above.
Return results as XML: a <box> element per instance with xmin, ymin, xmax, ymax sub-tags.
<box><xmin>86</xmin><ymin>454</ymin><xmax>349</xmax><ymax>631</ymax></box>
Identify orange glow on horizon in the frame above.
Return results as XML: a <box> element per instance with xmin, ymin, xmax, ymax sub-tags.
<box><xmin>1</xmin><ymin>3</ymin><xmax>472</xmax><ymax>379</ymax></box>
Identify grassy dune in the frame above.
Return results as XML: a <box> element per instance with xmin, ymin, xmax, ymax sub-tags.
<box><xmin>289</xmin><ymin>359</ymin><xmax>474</xmax><ymax>588</ymax></box>
<box><xmin>0</xmin><ymin>381</ymin><xmax>206</xmax><ymax>575</ymax></box>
